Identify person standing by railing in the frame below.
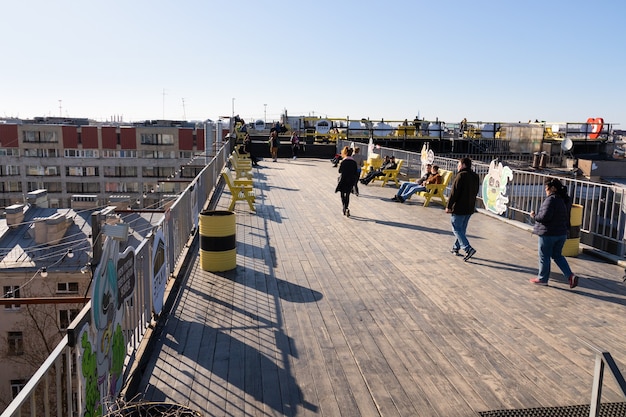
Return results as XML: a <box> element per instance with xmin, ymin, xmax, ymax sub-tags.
<box><xmin>529</xmin><ymin>177</ymin><xmax>578</xmax><ymax>288</ymax></box>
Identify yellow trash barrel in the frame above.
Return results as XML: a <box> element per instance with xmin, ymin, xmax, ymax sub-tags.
<box><xmin>562</xmin><ymin>204</ymin><xmax>583</xmax><ymax>257</ymax></box>
<box><xmin>199</xmin><ymin>210</ymin><xmax>236</xmax><ymax>271</ymax></box>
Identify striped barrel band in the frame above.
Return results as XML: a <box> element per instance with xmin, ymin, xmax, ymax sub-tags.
<box><xmin>568</xmin><ymin>225</ymin><xmax>581</xmax><ymax>239</ymax></box>
<box><xmin>200</xmin><ymin>234</ymin><xmax>236</xmax><ymax>252</ymax></box>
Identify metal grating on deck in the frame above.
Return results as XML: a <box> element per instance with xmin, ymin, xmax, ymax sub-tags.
<box><xmin>479</xmin><ymin>402</ymin><xmax>626</xmax><ymax>417</ymax></box>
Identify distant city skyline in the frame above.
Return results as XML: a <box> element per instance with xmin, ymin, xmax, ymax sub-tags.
<box><xmin>2</xmin><ymin>1</ymin><xmax>624</xmax><ymax>127</ymax></box>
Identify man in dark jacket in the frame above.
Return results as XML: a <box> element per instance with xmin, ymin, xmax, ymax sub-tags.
<box><xmin>446</xmin><ymin>157</ymin><xmax>480</xmax><ymax>261</ymax></box>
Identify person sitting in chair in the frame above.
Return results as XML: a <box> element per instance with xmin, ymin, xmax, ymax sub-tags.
<box><xmin>360</xmin><ymin>155</ymin><xmax>397</xmax><ymax>185</ymax></box>
<box><xmin>392</xmin><ymin>164</ymin><xmax>442</xmax><ymax>203</ymax></box>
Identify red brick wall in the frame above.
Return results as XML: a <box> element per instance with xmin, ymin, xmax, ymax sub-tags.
<box><xmin>179</xmin><ymin>128</ymin><xmax>193</xmax><ymax>150</ymax></box>
<box><xmin>0</xmin><ymin>124</ymin><xmax>19</xmax><ymax>147</ymax></box>
<box><xmin>120</xmin><ymin>127</ymin><xmax>137</xmax><ymax>149</ymax></box>
<box><xmin>81</xmin><ymin>126</ymin><xmax>99</xmax><ymax>148</ymax></box>
<box><xmin>101</xmin><ymin>126</ymin><xmax>117</xmax><ymax>149</ymax></box>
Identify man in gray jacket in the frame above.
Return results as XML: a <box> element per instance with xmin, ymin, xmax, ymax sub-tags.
<box><xmin>446</xmin><ymin>157</ymin><xmax>480</xmax><ymax>261</ymax></box>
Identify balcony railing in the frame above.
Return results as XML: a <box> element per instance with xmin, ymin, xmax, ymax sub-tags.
<box><xmin>341</xmin><ymin>140</ymin><xmax>626</xmax><ymax>257</ymax></box>
<box><xmin>0</xmin><ymin>139</ymin><xmax>232</xmax><ymax>417</ymax></box>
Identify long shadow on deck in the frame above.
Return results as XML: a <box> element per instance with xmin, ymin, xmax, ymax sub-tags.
<box><xmin>160</xmin><ymin>313</ymin><xmax>318</xmax><ymax>416</ymax></box>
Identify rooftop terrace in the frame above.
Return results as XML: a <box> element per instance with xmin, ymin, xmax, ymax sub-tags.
<box><xmin>125</xmin><ymin>157</ymin><xmax>626</xmax><ymax>416</ymax></box>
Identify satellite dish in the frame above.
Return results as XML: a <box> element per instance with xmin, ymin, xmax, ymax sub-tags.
<box><xmin>561</xmin><ymin>138</ymin><xmax>573</xmax><ymax>151</ymax></box>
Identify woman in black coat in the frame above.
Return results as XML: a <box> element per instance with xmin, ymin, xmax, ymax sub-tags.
<box><xmin>529</xmin><ymin>177</ymin><xmax>578</xmax><ymax>288</ymax></box>
<box><xmin>335</xmin><ymin>146</ymin><xmax>358</xmax><ymax>217</ymax></box>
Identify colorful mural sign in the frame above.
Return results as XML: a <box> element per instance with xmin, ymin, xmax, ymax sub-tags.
<box><xmin>420</xmin><ymin>143</ymin><xmax>435</xmax><ymax>177</ymax></box>
<box><xmin>77</xmin><ymin>236</ymin><xmax>136</xmax><ymax>417</ymax></box>
<box><xmin>482</xmin><ymin>159</ymin><xmax>513</xmax><ymax>215</ymax></box>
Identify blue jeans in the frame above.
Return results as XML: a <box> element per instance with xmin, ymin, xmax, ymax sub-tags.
<box><xmin>397</xmin><ymin>182</ymin><xmax>426</xmax><ymax>200</ymax></box>
<box><xmin>537</xmin><ymin>234</ymin><xmax>572</xmax><ymax>282</ymax></box>
<box><xmin>451</xmin><ymin>214</ymin><xmax>473</xmax><ymax>252</ymax></box>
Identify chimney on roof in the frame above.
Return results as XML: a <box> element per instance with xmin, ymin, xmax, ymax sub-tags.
<box><xmin>26</xmin><ymin>189</ymin><xmax>49</xmax><ymax>208</ymax></box>
<box><xmin>5</xmin><ymin>204</ymin><xmax>26</xmax><ymax>229</ymax></box>
<box><xmin>33</xmin><ymin>213</ymin><xmax>72</xmax><ymax>245</ymax></box>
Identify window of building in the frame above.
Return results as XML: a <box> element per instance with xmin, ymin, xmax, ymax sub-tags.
<box><xmin>0</xmin><ymin>181</ymin><xmax>22</xmax><ymax>192</ymax></box>
<box><xmin>23</xmin><ymin>131</ymin><xmax>40</xmax><ymax>142</ymax></box>
<box><xmin>28</xmin><ymin>181</ymin><xmax>62</xmax><ymax>193</ymax></box>
<box><xmin>181</xmin><ymin>166</ymin><xmax>202</xmax><ymax>178</ymax></box>
<box><xmin>5</xmin><ymin>165</ymin><xmax>20</xmax><ymax>175</ymax></box>
<box><xmin>102</xmin><ymin>150</ymin><xmax>137</xmax><ymax>158</ymax></box>
<box><xmin>45</xmin><ymin>166</ymin><xmax>59</xmax><ymax>176</ymax></box>
<box><xmin>67</xmin><ymin>182</ymin><xmax>100</xmax><ymax>193</ymax></box>
<box><xmin>3</xmin><ymin>286</ymin><xmax>21</xmax><ymax>310</ymax></box>
<box><xmin>142</xmin><ymin>166</ymin><xmax>176</xmax><ymax>177</ymax></box>
<box><xmin>141</xmin><ymin>150</ymin><xmax>176</xmax><ymax>159</ymax></box>
<box><xmin>64</xmin><ymin>149</ymin><xmax>99</xmax><ymax>158</ymax></box>
<box><xmin>0</xmin><ymin>148</ymin><xmax>19</xmax><ymax>156</ymax></box>
<box><xmin>23</xmin><ymin>148</ymin><xmax>60</xmax><ymax>158</ymax></box>
<box><xmin>140</xmin><ymin>133</ymin><xmax>174</xmax><ymax>145</ymax></box>
<box><xmin>59</xmin><ymin>309</ymin><xmax>79</xmax><ymax>330</ymax></box>
<box><xmin>67</xmin><ymin>167</ymin><xmax>83</xmax><ymax>176</ymax></box>
<box><xmin>26</xmin><ymin>166</ymin><xmax>59</xmax><ymax>176</ymax></box>
<box><xmin>43</xmin><ymin>131</ymin><xmax>57</xmax><ymax>143</ymax></box>
<box><xmin>66</xmin><ymin>166</ymin><xmax>98</xmax><ymax>176</ymax></box>
<box><xmin>44</xmin><ymin>182</ymin><xmax>62</xmax><ymax>193</ymax></box>
<box><xmin>26</xmin><ymin>166</ymin><xmax>44</xmax><ymax>176</ymax></box>
<box><xmin>22</xmin><ymin>131</ymin><xmax>58</xmax><ymax>143</ymax></box>
<box><xmin>103</xmin><ymin>166</ymin><xmax>137</xmax><ymax>177</ymax></box>
<box><xmin>11</xmin><ymin>379</ymin><xmax>26</xmax><ymax>399</ymax></box>
<box><xmin>8</xmin><ymin>332</ymin><xmax>24</xmax><ymax>356</ymax></box>
<box><xmin>57</xmin><ymin>282</ymin><xmax>79</xmax><ymax>294</ymax></box>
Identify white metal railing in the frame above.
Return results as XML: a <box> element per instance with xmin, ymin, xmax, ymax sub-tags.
<box><xmin>340</xmin><ymin>140</ymin><xmax>626</xmax><ymax>257</ymax></box>
<box><xmin>1</xmin><ymin>139</ymin><xmax>233</xmax><ymax>417</ymax></box>
<box><xmin>580</xmin><ymin>339</ymin><xmax>626</xmax><ymax>417</ymax></box>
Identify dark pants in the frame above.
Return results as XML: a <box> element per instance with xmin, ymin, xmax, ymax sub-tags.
<box><xmin>340</xmin><ymin>191</ymin><xmax>351</xmax><ymax>210</ymax></box>
<box><xmin>362</xmin><ymin>170</ymin><xmax>383</xmax><ymax>185</ymax></box>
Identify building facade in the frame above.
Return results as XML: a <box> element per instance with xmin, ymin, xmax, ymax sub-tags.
<box><xmin>0</xmin><ymin>118</ymin><xmax>216</xmax><ymax>210</ymax></box>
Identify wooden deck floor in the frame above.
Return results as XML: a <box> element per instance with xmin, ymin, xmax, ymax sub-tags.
<box><xmin>133</xmin><ymin>157</ymin><xmax>626</xmax><ymax>417</ymax></box>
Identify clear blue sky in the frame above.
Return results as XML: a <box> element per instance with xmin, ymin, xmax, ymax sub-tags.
<box><xmin>2</xmin><ymin>0</ymin><xmax>624</xmax><ymax>128</ymax></box>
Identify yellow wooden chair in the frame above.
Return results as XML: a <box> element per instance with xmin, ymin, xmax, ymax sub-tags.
<box><xmin>371</xmin><ymin>159</ymin><xmax>404</xmax><ymax>187</ymax></box>
<box><xmin>361</xmin><ymin>154</ymin><xmax>382</xmax><ymax>179</ymax></box>
<box><xmin>221</xmin><ymin>168</ymin><xmax>255</xmax><ymax>211</ymax></box>
<box><xmin>228</xmin><ymin>154</ymin><xmax>253</xmax><ymax>180</ymax></box>
<box><xmin>413</xmin><ymin>169</ymin><xmax>454</xmax><ymax>207</ymax></box>
<box><xmin>232</xmin><ymin>149</ymin><xmax>251</xmax><ymax>160</ymax></box>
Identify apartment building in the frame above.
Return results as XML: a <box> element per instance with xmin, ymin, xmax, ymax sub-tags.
<box><xmin>0</xmin><ymin>117</ymin><xmax>217</xmax><ymax>210</ymax></box>
<box><xmin>0</xmin><ymin>190</ymin><xmax>163</xmax><ymax>410</ymax></box>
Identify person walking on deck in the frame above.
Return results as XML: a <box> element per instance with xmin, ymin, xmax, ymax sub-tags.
<box><xmin>446</xmin><ymin>157</ymin><xmax>480</xmax><ymax>261</ymax></box>
<box><xmin>268</xmin><ymin>130</ymin><xmax>280</xmax><ymax>162</ymax></box>
<box><xmin>529</xmin><ymin>177</ymin><xmax>578</xmax><ymax>288</ymax></box>
<box><xmin>335</xmin><ymin>146</ymin><xmax>358</xmax><ymax>217</ymax></box>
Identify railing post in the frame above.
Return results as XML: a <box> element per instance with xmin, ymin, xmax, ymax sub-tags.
<box><xmin>589</xmin><ymin>353</ymin><xmax>604</xmax><ymax>417</ymax></box>
<box><xmin>580</xmin><ymin>338</ymin><xmax>626</xmax><ymax>417</ymax></box>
